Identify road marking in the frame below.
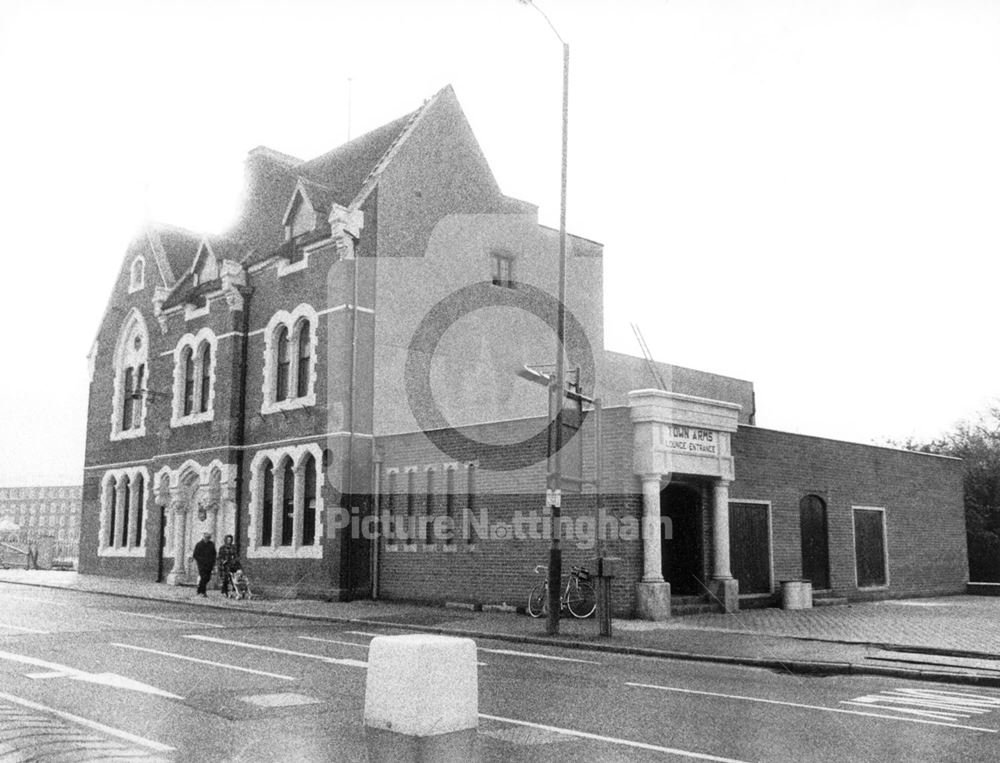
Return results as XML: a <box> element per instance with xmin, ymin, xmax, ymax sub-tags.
<box><xmin>480</xmin><ymin>713</ymin><xmax>748</xmax><ymax>762</ymax></box>
<box><xmin>0</xmin><ymin>623</ymin><xmax>51</xmax><ymax>634</ymax></box>
<box><xmin>345</xmin><ymin>629</ymin><xmax>403</xmax><ymax>637</ymax></box>
<box><xmin>184</xmin><ymin>635</ymin><xmax>367</xmax><ymax>668</ymax></box>
<box><xmin>299</xmin><ymin>636</ymin><xmax>489</xmax><ymax>666</ymax></box>
<box><xmin>0</xmin><ymin>690</ymin><xmax>174</xmax><ymax>753</ymax></box>
<box><xmin>477</xmin><ymin>647</ymin><xmax>600</xmax><ymax>665</ymax></box>
<box><xmin>113</xmin><ymin>611</ymin><xmax>224</xmax><ymax>629</ymax></box>
<box><xmin>626</xmin><ymin>683</ymin><xmax>997</xmax><ymax>734</ymax></box>
<box><xmin>0</xmin><ymin>648</ymin><xmax>182</xmax><ymax>700</ymax></box>
<box><xmin>299</xmin><ymin>636</ymin><xmax>369</xmax><ymax>649</ymax></box>
<box><xmin>3</xmin><ymin>594</ymin><xmax>73</xmax><ymax>607</ymax></box>
<box><xmin>111</xmin><ymin>643</ymin><xmax>297</xmax><ymax>681</ymax></box>
<box><xmin>843</xmin><ymin>687</ymin><xmax>1000</xmax><ymax>721</ymax></box>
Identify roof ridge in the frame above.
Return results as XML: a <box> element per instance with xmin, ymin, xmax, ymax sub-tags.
<box><xmin>348</xmin><ymin>86</ymin><xmax>450</xmax><ymax>210</ymax></box>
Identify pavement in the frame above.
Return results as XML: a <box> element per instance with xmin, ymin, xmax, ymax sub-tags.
<box><xmin>2</xmin><ymin>568</ymin><xmax>999</xmax><ymax>688</ymax></box>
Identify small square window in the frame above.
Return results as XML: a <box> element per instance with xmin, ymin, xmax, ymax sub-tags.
<box><xmin>492</xmin><ymin>253</ymin><xmax>515</xmax><ymax>288</ymax></box>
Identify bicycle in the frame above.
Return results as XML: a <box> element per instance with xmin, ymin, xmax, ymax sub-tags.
<box><xmin>526</xmin><ymin>564</ymin><xmax>596</xmax><ymax>619</ymax></box>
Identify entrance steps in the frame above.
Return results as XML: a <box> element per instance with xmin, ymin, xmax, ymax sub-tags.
<box><xmin>670</xmin><ymin>595</ymin><xmax>719</xmax><ymax>616</ymax></box>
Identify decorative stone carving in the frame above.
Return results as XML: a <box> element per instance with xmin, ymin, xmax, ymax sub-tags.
<box><xmin>329</xmin><ymin>204</ymin><xmax>364</xmax><ymax>260</ymax></box>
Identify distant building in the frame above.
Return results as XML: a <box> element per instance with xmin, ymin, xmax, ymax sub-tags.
<box><xmin>80</xmin><ymin>85</ymin><xmax>967</xmax><ymax>616</ymax></box>
<box><xmin>0</xmin><ymin>486</ymin><xmax>81</xmax><ymax>564</ymax></box>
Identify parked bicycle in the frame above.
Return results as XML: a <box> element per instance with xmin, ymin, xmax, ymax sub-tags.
<box><xmin>527</xmin><ymin>564</ymin><xmax>596</xmax><ymax>618</ymax></box>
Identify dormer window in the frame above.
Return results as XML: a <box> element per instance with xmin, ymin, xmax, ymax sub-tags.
<box><xmin>129</xmin><ymin>256</ymin><xmax>146</xmax><ymax>293</ymax></box>
<box><xmin>284</xmin><ymin>188</ymin><xmax>317</xmax><ymax>241</ymax></box>
<box><xmin>492</xmin><ymin>252</ymin><xmax>515</xmax><ymax>288</ymax></box>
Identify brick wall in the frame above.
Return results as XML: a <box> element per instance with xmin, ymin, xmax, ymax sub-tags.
<box><xmin>730</xmin><ymin>426</ymin><xmax>968</xmax><ymax>600</ymax></box>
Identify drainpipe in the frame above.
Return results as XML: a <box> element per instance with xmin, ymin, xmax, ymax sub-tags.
<box><xmin>371</xmin><ymin>448</ymin><xmax>383</xmax><ymax>599</ymax></box>
<box><xmin>344</xmin><ymin>237</ymin><xmax>361</xmax><ymax>595</ymax></box>
<box><xmin>233</xmin><ymin>287</ymin><xmax>252</xmax><ymax>555</ymax></box>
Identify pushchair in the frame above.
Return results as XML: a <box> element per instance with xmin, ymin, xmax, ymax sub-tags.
<box><xmin>226</xmin><ymin>566</ymin><xmax>253</xmax><ymax>600</ymax></box>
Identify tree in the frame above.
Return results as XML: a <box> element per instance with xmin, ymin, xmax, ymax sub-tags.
<box><xmin>891</xmin><ymin>407</ymin><xmax>1000</xmax><ymax>582</ymax></box>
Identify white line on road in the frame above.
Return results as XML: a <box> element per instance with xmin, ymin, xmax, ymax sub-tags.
<box><xmin>299</xmin><ymin>636</ymin><xmax>369</xmax><ymax>649</ymax></box>
<box><xmin>0</xmin><ymin>623</ymin><xmax>50</xmax><ymax>634</ymax></box>
<box><xmin>298</xmin><ymin>636</ymin><xmax>490</xmax><ymax>666</ymax></box>
<box><xmin>345</xmin><ymin>630</ymin><xmax>402</xmax><ymax>637</ymax></box>
<box><xmin>0</xmin><ymin>648</ymin><xmax>182</xmax><ymax>699</ymax></box>
<box><xmin>626</xmin><ymin>683</ymin><xmax>997</xmax><ymax>734</ymax></box>
<box><xmin>0</xmin><ymin>690</ymin><xmax>174</xmax><ymax>753</ymax></box>
<box><xmin>184</xmin><ymin>635</ymin><xmax>367</xmax><ymax>668</ymax></box>
<box><xmin>480</xmin><ymin>713</ymin><xmax>749</xmax><ymax>762</ymax></box>
<box><xmin>840</xmin><ymin>701</ymin><xmax>970</xmax><ymax>721</ymax></box>
<box><xmin>113</xmin><ymin>611</ymin><xmax>224</xmax><ymax>629</ymax></box>
<box><xmin>477</xmin><ymin>647</ymin><xmax>600</xmax><ymax>665</ymax></box>
<box><xmin>111</xmin><ymin>643</ymin><xmax>297</xmax><ymax>681</ymax></box>
<box><xmin>3</xmin><ymin>594</ymin><xmax>72</xmax><ymax>607</ymax></box>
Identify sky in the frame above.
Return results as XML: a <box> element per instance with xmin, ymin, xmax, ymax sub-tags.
<box><xmin>2</xmin><ymin>0</ymin><xmax>1000</xmax><ymax>486</ymax></box>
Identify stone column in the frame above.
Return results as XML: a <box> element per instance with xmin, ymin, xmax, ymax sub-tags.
<box><xmin>272</xmin><ymin>468</ymin><xmax>285</xmax><ymax>549</ymax></box>
<box><xmin>641</xmin><ymin>475</ymin><xmax>664</xmax><ymax>583</ymax></box>
<box><xmin>292</xmin><ymin>463</ymin><xmax>305</xmax><ymax>549</ymax></box>
<box><xmin>635</xmin><ymin>473</ymin><xmax>671</xmax><ymax>620</ymax></box>
<box><xmin>167</xmin><ymin>503</ymin><xmax>188</xmax><ymax>584</ymax></box>
<box><xmin>709</xmin><ymin>479</ymin><xmax>739</xmax><ymax>613</ymax></box>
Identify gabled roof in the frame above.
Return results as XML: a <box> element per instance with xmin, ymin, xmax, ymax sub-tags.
<box><xmin>283</xmin><ymin>177</ymin><xmax>336</xmax><ymax>225</ymax></box>
<box><xmin>160</xmin><ymin>233</ymin><xmax>249</xmax><ymax>310</ymax></box>
<box><xmin>233</xmin><ymin>86</ymin><xmax>456</xmax><ymax>265</ymax></box>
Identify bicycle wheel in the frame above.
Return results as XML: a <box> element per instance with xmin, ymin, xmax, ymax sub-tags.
<box><xmin>566</xmin><ymin>579</ymin><xmax>596</xmax><ymax>618</ymax></box>
<box><xmin>527</xmin><ymin>581</ymin><xmax>547</xmax><ymax>618</ymax></box>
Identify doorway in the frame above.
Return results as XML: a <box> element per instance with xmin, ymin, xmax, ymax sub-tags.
<box><xmin>661</xmin><ymin>483</ymin><xmax>703</xmax><ymax>596</ymax></box>
<box><xmin>800</xmin><ymin>494</ymin><xmax>831</xmax><ymax>590</ymax></box>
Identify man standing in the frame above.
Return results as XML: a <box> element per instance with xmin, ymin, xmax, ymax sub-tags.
<box><xmin>192</xmin><ymin>532</ymin><xmax>217</xmax><ymax>597</ymax></box>
<box><xmin>217</xmin><ymin>534</ymin><xmax>240</xmax><ymax>597</ymax></box>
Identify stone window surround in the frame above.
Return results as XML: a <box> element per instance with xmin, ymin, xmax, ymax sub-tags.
<box><xmin>170</xmin><ymin>327</ymin><xmax>218</xmax><ymax>427</ymax></box>
<box><xmin>261</xmin><ymin>304</ymin><xmax>318</xmax><ymax>415</ymax></box>
<box><xmin>129</xmin><ymin>255</ymin><xmax>146</xmax><ymax>293</ymax></box>
<box><xmin>97</xmin><ymin>467</ymin><xmax>149</xmax><ymax>557</ymax></box>
<box><xmin>247</xmin><ymin>443</ymin><xmax>324</xmax><ymax>559</ymax></box>
<box><xmin>109</xmin><ymin>309</ymin><xmax>149</xmax><ymax>442</ymax></box>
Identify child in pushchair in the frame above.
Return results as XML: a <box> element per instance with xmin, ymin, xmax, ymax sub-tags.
<box><xmin>228</xmin><ymin>565</ymin><xmax>252</xmax><ymax>600</ymax></box>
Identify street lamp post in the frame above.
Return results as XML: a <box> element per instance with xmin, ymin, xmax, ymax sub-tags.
<box><xmin>520</xmin><ymin>0</ymin><xmax>569</xmax><ymax>635</ymax></box>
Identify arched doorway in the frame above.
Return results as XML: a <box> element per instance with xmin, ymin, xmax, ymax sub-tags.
<box><xmin>800</xmin><ymin>494</ymin><xmax>830</xmax><ymax>590</ymax></box>
<box><xmin>661</xmin><ymin>483</ymin><xmax>703</xmax><ymax>596</ymax></box>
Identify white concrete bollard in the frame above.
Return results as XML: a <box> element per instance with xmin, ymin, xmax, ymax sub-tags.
<box><xmin>364</xmin><ymin>634</ymin><xmax>479</xmax><ymax>762</ymax></box>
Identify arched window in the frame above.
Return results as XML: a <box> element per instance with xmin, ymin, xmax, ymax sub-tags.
<box><xmin>119</xmin><ymin>475</ymin><xmax>131</xmax><ymax>548</ymax></box>
<box><xmin>133</xmin><ymin>473</ymin><xmax>144</xmax><ymax>547</ymax></box>
<box><xmin>425</xmin><ymin>468</ymin><xmax>435</xmax><ymax>544</ymax></box>
<box><xmin>198</xmin><ymin>342</ymin><xmax>212</xmax><ymax>413</ymax></box>
<box><xmin>303</xmin><ymin>454</ymin><xmax>316</xmax><ymax>546</ymax></box>
<box><xmin>111</xmin><ymin>311</ymin><xmax>149</xmax><ymax>440</ymax></box>
<box><xmin>296</xmin><ymin>319</ymin><xmax>311</xmax><ymax>398</ymax></box>
<box><xmin>445</xmin><ymin>466</ymin><xmax>456</xmax><ymax>545</ymax></box>
<box><xmin>182</xmin><ymin>347</ymin><xmax>195</xmax><ymax>416</ymax></box>
<box><xmin>122</xmin><ymin>367</ymin><xmax>135</xmax><ymax>430</ymax></box>
<box><xmin>281</xmin><ymin>459</ymin><xmax>295</xmax><ymax>546</ymax></box>
<box><xmin>276</xmin><ymin>327</ymin><xmax>290</xmax><ymax>402</ymax></box>
<box><xmin>107</xmin><ymin>476</ymin><xmax>118</xmax><ymax>548</ymax></box>
<box><xmin>261</xmin><ymin>459</ymin><xmax>274</xmax><ymax>547</ymax></box>
<box><xmin>466</xmin><ymin>464</ymin><xmax>476</xmax><ymax>544</ymax></box>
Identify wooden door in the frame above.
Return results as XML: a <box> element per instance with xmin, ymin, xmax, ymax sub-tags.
<box><xmin>729</xmin><ymin>502</ymin><xmax>771</xmax><ymax>594</ymax></box>
<box><xmin>800</xmin><ymin>495</ymin><xmax>831</xmax><ymax>589</ymax></box>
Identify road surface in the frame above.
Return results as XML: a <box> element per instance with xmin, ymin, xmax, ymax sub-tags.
<box><xmin>0</xmin><ymin>582</ymin><xmax>996</xmax><ymax>761</ymax></box>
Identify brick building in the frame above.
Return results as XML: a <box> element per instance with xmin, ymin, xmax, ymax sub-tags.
<box><xmin>0</xmin><ymin>486</ymin><xmax>82</xmax><ymax>565</ymax></box>
<box><xmin>80</xmin><ymin>86</ymin><xmax>967</xmax><ymax>616</ymax></box>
